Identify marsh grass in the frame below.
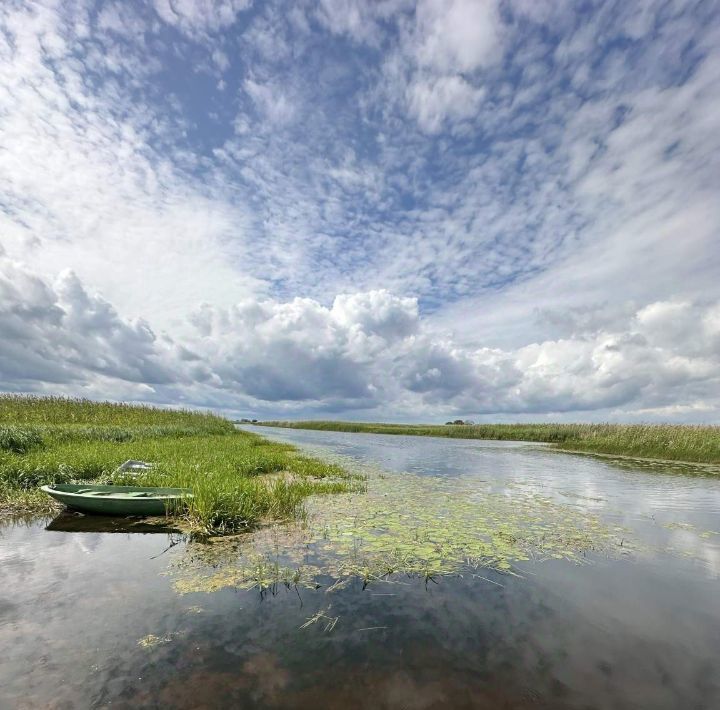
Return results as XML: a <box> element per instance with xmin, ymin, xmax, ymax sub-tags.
<box><xmin>0</xmin><ymin>426</ymin><xmax>44</xmax><ymax>454</ymax></box>
<box><xmin>0</xmin><ymin>487</ymin><xmax>60</xmax><ymax>517</ymax></box>
<box><xmin>258</xmin><ymin>421</ymin><xmax>720</xmax><ymax>465</ymax></box>
<box><xmin>0</xmin><ymin>396</ymin><xmax>359</xmax><ymax>532</ymax></box>
<box><xmin>0</xmin><ymin>395</ymin><xmax>231</xmax><ymax>429</ymax></box>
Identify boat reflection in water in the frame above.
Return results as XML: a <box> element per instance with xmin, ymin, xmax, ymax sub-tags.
<box><xmin>45</xmin><ymin>510</ymin><xmax>184</xmax><ymax>535</ymax></box>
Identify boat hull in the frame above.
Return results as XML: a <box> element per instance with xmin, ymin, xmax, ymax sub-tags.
<box><xmin>40</xmin><ymin>484</ymin><xmax>192</xmax><ymax>517</ymax></box>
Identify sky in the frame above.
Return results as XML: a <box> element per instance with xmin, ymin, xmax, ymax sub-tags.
<box><xmin>1</xmin><ymin>0</ymin><xmax>719</xmax><ymax>423</ymax></box>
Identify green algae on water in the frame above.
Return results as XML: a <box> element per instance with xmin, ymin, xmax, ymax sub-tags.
<box><xmin>171</xmin><ymin>468</ymin><xmax>630</xmax><ymax>594</ymax></box>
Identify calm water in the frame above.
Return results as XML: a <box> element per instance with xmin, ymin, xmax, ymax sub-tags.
<box><xmin>1</xmin><ymin>428</ymin><xmax>719</xmax><ymax>709</ymax></box>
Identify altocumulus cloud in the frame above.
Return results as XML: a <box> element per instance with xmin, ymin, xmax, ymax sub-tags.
<box><xmin>1</xmin><ymin>0</ymin><xmax>719</xmax><ymax>422</ymax></box>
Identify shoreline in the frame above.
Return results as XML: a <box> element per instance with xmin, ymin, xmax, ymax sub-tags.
<box><xmin>256</xmin><ymin>421</ymin><xmax>720</xmax><ymax>468</ymax></box>
<box><xmin>1</xmin><ymin>396</ymin><xmax>360</xmax><ymax>531</ymax></box>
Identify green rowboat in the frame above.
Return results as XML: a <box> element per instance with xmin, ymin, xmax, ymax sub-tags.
<box><xmin>40</xmin><ymin>483</ymin><xmax>193</xmax><ymax>516</ymax></box>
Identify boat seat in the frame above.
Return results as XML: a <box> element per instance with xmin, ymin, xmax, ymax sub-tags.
<box><xmin>74</xmin><ymin>490</ymin><xmax>155</xmax><ymax>497</ymax></box>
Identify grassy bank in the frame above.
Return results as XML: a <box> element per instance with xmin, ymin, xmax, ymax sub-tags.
<box><xmin>0</xmin><ymin>396</ymin><xmax>360</xmax><ymax>532</ymax></box>
<box><xmin>258</xmin><ymin>421</ymin><xmax>720</xmax><ymax>465</ymax></box>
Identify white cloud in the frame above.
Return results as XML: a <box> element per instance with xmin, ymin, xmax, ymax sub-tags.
<box><xmin>407</xmin><ymin>74</ymin><xmax>484</xmax><ymax>132</ymax></box>
<box><xmin>313</xmin><ymin>0</ymin><xmax>411</xmax><ymax>45</ymax></box>
<box><xmin>212</xmin><ymin>48</ymin><xmax>230</xmax><ymax>71</ymax></box>
<box><xmin>186</xmin><ymin>290</ymin><xmax>419</xmax><ymax>403</ymax></box>
<box><xmin>152</xmin><ymin>0</ymin><xmax>252</xmax><ymax>38</ymax></box>
<box><xmin>399</xmin><ymin>298</ymin><xmax>720</xmax><ymax>417</ymax></box>
<box><xmin>331</xmin><ymin>291</ymin><xmax>418</xmax><ymax>342</ymax></box>
<box><xmin>0</xmin><ymin>256</ymin><xmax>176</xmax><ymax>389</ymax></box>
<box><xmin>3</xmin><ymin>254</ymin><xmax>719</xmax><ymax>420</ymax></box>
<box><xmin>0</xmin><ymin>0</ymin><xmax>262</xmax><ymax>328</ymax></box>
<box><xmin>412</xmin><ymin>0</ymin><xmax>502</xmax><ymax>73</ymax></box>
<box><xmin>427</xmin><ymin>9</ymin><xmax>720</xmax><ymax>350</ymax></box>
<box><xmin>244</xmin><ymin>78</ymin><xmax>297</xmax><ymax>125</ymax></box>
<box><xmin>378</xmin><ymin>0</ymin><xmax>503</xmax><ymax>132</ymax></box>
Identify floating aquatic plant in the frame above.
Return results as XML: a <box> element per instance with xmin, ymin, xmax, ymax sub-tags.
<box><xmin>137</xmin><ymin>633</ymin><xmax>175</xmax><ymax>648</ymax></box>
<box><xmin>171</xmin><ymin>468</ymin><xmax>631</xmax><ymax>594</ymax></box>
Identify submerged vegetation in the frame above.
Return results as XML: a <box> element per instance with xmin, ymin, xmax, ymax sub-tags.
<box><xmin>0</xmin><ymin>396</ymin><xmax>360</xmax><ymax>532</ymax></box>
<box><xmin>258</xmin><ymin>421</ymin><xmax>720</xmax><ymax>465</ymax></box>
<box><xmin>172</xmin><ymin>466</ymin><xmax>631</xmax><ymax>595</ymax></box>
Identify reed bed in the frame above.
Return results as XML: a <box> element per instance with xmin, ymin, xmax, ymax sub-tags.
<box><xmin>0</xmin><ymin>396</ymin><xmax>359</xmax><ymax>532</ymax></box>
<box><xmin>0</xmin><ymin>395</ymin><xmax>231</xmax><ymax>429</ymax></box>
<box><xmin>258</xmin><ymin>421</ymin><xmax>720</xmax><ymax>464</ymax></box>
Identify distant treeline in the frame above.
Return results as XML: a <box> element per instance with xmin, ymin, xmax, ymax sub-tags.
<box><xmin>258</xmin><ymin>420</ymin><xmax>720</xmax><ymax>465</ymax></box>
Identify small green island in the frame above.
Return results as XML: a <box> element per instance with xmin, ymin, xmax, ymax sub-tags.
<box><xmin>0</xmin><ymin>395</ymin><xmax>361</xmax><ymax>532</ymax></box>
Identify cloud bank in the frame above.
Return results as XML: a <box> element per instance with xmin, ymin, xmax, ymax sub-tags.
<box><xmin>3</xmin><ymin>254</ymin><xmax>719</xmax><ymax>421</ymax></box>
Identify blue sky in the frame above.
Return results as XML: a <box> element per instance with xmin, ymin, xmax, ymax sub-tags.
<box><xmin>1</xmin><ymin>0</ymin><xmax>720</xmax><ymax>422</ymax></box>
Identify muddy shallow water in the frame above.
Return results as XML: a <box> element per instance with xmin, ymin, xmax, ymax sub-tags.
<box><xmin>1</xmin><ymin>428</ymin><xmax>719</xmax><ymax>709</ymax></box>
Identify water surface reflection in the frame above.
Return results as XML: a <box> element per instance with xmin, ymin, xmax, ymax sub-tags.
<box><xmin>1</xmin><ymin>428</ymin><xmax>719</xmax><ymax>708</ymax></box>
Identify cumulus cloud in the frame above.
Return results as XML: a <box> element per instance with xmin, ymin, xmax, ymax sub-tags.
<box><xmin>331</xmin><ymin>291</ymin><xmax>418</xmax><ymax>342</ymax></box>
<box><xmin>186</xmin><ymin>290</ymin><xmax>417</xmax><ymax>403</ymax></box>
<box><xmin>2</xmin><ymin>256</ymin><xmax>718</xmax><ymax>420</ymax></box>
<box><xmin>398</xmin><ymin>299</ymin><xmax>720</xmax><ymax>417</ymax></box>
<box><xmin>0</xmin><ymin>257</ymin><xmax>176</xmax><ymax>390</ymax></box>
